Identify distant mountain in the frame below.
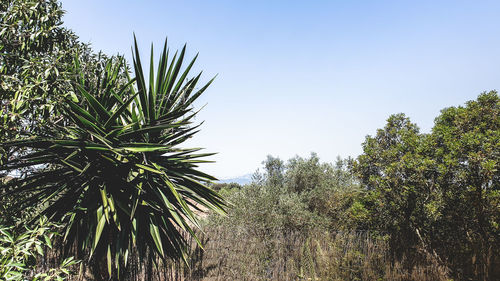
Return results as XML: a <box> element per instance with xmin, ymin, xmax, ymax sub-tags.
<box><xmin>218</xmin><ymin>173</ymin><xmax>253</xmax><ymax>185</ymax></box>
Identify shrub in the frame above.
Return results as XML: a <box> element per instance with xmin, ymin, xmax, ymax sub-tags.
<box><xmin>0</xmin><ymin>217</ymin><xmax>78</xmax><ymax>280</ymax></box>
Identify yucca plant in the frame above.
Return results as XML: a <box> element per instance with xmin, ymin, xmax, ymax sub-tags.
<box><xmin>0</xmin><ymin>36</ymin><xmax>225</xmax><ymax>279</ymax></box>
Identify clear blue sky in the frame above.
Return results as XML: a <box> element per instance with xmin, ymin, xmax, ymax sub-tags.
<box><xmin>62</xmin><ymin>0</ymin><xmax>500</xmax><ymax>179</ymax></box>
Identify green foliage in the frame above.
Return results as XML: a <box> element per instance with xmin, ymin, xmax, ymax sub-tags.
<box><xmin>207</xmin><ymin>154</ymin><xmax>361</xmax><ymax>255</ymax></box>
<box><xmin>1</xmin><ymin>0</ymin><xmax>77</xmax><ymax>139</ymax></box>
<box><xmin>262</xmin><ymin>155</ymin><xmax>285</xmax><ymax>187</ymax></box>
<box><xmin>216</xmin><ymin>182</ymin><xmax>319</xmax><ymax>233</ymax></box>
<box><xmin>353</xmin><ymin>113</ymin><xmax>432</xmax><ymax>259</ymax></box>
<box><xmin>200</xmin><ymin>155</ymin><xmax>347</xmax><ymax>279</ymax></box>
<box><xmin>205</xmin><ymin>92</ymin><xmax>495</xmax><ymax>280</ymax></box>
<box><xmin>222</xmin><ymin>153</ymin><xmax>361</xmax><ymax>232</ymax></box>
<box><xmin>0</xmin><ymin>0</ymin><xmax>117</xmax><ymax>171</ymax></box>
<box><xmin>198</xmin><ymin>154</ymin><xmax>449</xmax><ymax>280</ymax></box>
<box><xmin>210</xmin><ymin>182</ymin><xmax>241</xmax><ymax>192</ymax></box>
<box><xmin>0</xmin><ymin>217</ymin><xmax>78</xmax><ymax>281</ymax></box>
<box><xmin>353</xmin><ymin>92</ymin><xmax>500</xmax><ymax>280</ymax></box>
<box><xmin>429</xmin><ymin>91</ymin><xmax>500</xmax><ymax>279</ymax></box>
<box><xmin>1</xmin><ymin>1</ymin><xmax>497</xmax><ymax>280</ymax></box>
<box><xmin>1</xmin><ymin>0</ymin><xmax>224</xmax><ymax>278</ymax></box>
<box><xmin>286</xmin><ymin>152</ymin><xmax>329</xmax><ymax>193</ymax></box>
<box><xmin>1</xmin><ymin>37</ymin><xmax>225</xmax><ymax>278</ymax></box>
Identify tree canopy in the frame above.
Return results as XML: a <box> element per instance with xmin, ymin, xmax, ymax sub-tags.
<box><xmin>353</xmin><ymin>91</ymin><xmax>500</xmax><ymax>280</ymax></box>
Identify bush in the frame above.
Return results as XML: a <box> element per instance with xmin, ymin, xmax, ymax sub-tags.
<box><xmin>0</xmin><ymin>217</ymin><xmax>78</xmax><ymax>280</ymax></box>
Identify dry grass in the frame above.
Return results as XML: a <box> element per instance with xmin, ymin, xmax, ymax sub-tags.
<box><xmin>42</xmin><ymin>227</ymin><xmax>452</xmax><ymax>280</ymax></box>
<box><xmin>162</xmin><ymin>228</ymin><xmax>451</xmax><ymax>281</ymax></box>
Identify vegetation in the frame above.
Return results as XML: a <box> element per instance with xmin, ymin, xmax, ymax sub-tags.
<box><xmin>1</xmin><ymin>0</ymin><xmax>499</xmax><ymax>280</ymax></box>
<box><xmin>0</xmin><ymin>217</ymin><xmax>78</xmax><ymax>280</ymax></box>
<box><xmin>169</xmin><ymin>94</ymin><xmax>497</xmax><ymax>280</ymax></box>
<box><xmin>0</xmin><ymin>0</ymin><xmax>98</xmax><ymax>168</ymax></box>
<box><xmin>2</xmin><ymin>0</ymin><xmax>224</xmax><ymax>279</ymax></box>
<box><xmin>353</xmin><ymin>92</ymin><xmax>499</xmax><ymax>280</ymax></box>
<box><xmin>182</xmin><ymin>154</ymin><xmax>445</xmax><ymax>280</ymax></box>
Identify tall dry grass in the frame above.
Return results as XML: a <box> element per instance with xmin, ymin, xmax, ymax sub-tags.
<box><xmin>142</xmin><ymin>227</ymin><xmax>450</xmax><ymax>281</ymax></box>
<box><xmin>42</xmin><ymin>227</ymin><xmax>451</xmax><ymax>280</ymax></box>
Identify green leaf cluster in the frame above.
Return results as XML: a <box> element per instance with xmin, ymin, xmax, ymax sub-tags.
<box><xmin>0</xmin><ymin>0</ymin><xmax>119</xmax><ymax>170</ymax></box>
<box><xmin>353</xmin><ymin>91</ymin><xmax>500</xmax><ymax>279</ymax></box>
<box><xmin>0</xmin><ymin>217</ymin><xmax>79</xmax><ymax>281</ymax></box>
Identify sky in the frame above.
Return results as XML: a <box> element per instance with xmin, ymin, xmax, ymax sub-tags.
<box><xmin>61</xmin><ymin>0</ymin><xmax>500</xmax><ymax>179</ymax></box>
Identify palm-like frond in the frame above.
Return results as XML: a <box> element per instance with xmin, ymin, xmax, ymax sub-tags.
<box><xmin>1</xmin><ymin>37</ymin><xmax>225</xmax><ymax>277</ymax></box>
